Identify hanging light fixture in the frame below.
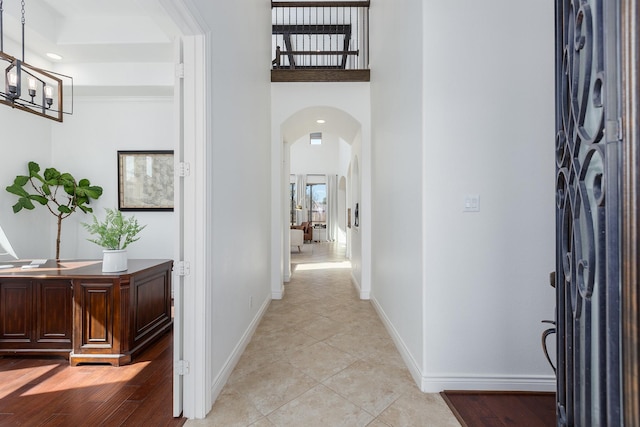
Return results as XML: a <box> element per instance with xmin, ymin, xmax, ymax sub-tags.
<box><xmin>0</xmin><ymin>0</ymin><xmax>73</xmax><ymax>122</ymax></box>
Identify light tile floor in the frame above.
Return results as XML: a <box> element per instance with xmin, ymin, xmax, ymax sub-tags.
<box><xmin>186</xmin><ymin>242</ymin><xmax>460</xmax><ymax>427</ymax></box>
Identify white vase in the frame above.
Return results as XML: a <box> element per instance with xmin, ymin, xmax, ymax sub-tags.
<box><xmin>102</xmin><ymin>249</ymin><xmax>128</xmax><ymax>272</ymax></box>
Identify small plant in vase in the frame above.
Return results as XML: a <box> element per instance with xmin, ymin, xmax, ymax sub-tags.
<box><xmin>82</xmin><ymin>208</ymin><xmax>146</xmax><ymax>272</ymax></box>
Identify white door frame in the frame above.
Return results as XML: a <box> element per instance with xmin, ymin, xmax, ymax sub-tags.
<box><xmin>161</xmin><ymin>0</ymin><xmax>209</xmax><ymax>419</ymax></box>
<box><xmin>178</xmin><ymin>34</ymin><xmax>209</xmax><ymax>419</ymax></box>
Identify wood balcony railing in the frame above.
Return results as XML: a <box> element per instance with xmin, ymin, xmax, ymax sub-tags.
<box><xmin>271</xmin><ymin>1</ymin><xmax>370</xmax><ymax>82</ymax></box>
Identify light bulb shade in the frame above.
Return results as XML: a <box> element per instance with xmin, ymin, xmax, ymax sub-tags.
<box><xmin>28</xmin><ymin>77</ymin><xmax>37</xmax><ymax>97</ymax></box>
<box><xmin>8</xmin><ymin>72</ymin><xmax>18</xmax><ymax>86</ymax></box>
<box><xmin>1</xmin><ymin>52</ymin><xmax>73</xmax><ymax>122</ymax></box>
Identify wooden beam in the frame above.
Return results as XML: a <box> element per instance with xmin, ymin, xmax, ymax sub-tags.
<box><xmin>271</xmin><ymin>69</ymin><xmax>369</xmax><ymax>82</ymax></box>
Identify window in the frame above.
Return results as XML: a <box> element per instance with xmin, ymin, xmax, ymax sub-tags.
<box><xmin>289</xmin><ymin>182</ymin><xmax>296</xmax><ymax>225</ymax></box>
<box><xmin>289</xmin><ymin>179</ymin><xmax>327</xmax><ymax>226</ymax></box>
<box><xmin>310</xmin><ymin>132</ymin><xmax>322</xmax><ymax>145</ymax></box>
<box><xmin>306</xmin><ymin>183</ymin><xmax>326</xmax><ymax>225</ymax></box>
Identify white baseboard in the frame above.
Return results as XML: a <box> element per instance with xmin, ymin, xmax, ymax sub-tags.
<box><xmin>208</xmin><ymin>295</ymin><xmax>271</xmax><ymax>406</ymax></box>
<box><xmin>370</xmin><ymin>296</ymin><xmax>423</xmax><ymax>387</ymax></box>
<box><xmin>272</xmin><ymin>283</ymin><xmax>284</xmax><ymax>299</ymax></box>
<box><xmin>421</xmin><ymin>374</ymin><xmax>556</xmax><ymax>393</ymax></box>
<box><xmin>370</xmin><ymin>296</ymin><xmax>556</xmax><ymax>394</ymax></box>
<box><xmin>350</xmin><ymin>271</ymin><xmax>370</xmax><ymax>299</ymax></box>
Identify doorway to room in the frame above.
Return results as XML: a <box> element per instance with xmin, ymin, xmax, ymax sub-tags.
<box><xmin>276</xmin><ymin>104</ymin><xmax>369</xmax><ymax>299</ymax></box>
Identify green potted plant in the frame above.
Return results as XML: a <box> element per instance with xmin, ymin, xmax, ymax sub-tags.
<box><xmin>5</xmin><ymin>161</ymin><xmax>103</xmax><ymax>260</ymax></box>
<box><xmin>82</xmin><ymin>208</ymin><xmax>146</xmax><ymax>272</ymax></box>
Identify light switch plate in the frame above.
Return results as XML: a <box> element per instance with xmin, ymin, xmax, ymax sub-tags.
<box><xmin>463</xmin><ymin>195</ymin><xmax>480</xmax><ymax>212</ymax></box>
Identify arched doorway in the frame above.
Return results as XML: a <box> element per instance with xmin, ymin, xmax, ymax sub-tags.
<box><xmin>272</xmin><ymin>103</ymin><xmax>371</xmax><ymax>300</ymax></box>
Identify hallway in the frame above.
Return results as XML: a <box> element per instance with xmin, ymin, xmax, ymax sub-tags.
<box><xmin>187</xmin><ymin>242</ymin><xmax>460</xmax><ymax>426</ymax></box>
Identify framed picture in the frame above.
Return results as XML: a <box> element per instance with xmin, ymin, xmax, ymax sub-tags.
<box><xmin>354</xmin><ymin>202</ymin><xmax>359</xmax><ymax>227</ymax></box>
<box><xmin>118</xmin><ymin>150</ymin><xmax>174</xmax><ymax>211</ymax></box>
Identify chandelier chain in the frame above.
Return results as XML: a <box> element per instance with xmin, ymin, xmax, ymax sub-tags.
<box><xmin>20</xmin><ymin>0</ymin><xmax>24</xmax><ymax>60</ymax></box>
<box><xmin>0</xmin><ymin>0</ymin><xmax>3</xmax><ymax>53</ymax></box>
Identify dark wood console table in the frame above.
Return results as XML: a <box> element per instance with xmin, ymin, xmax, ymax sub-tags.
<box><xmin>0</xmin><ymin>259</ymin><xmax>173</xmax><ymax>366</ymax></box>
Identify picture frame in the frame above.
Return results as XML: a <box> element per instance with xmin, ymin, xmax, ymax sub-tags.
<box><xmin>117</xmin><ymin>150</ymin><xmax>174</xmax><ymax>211</ymax></box>
<box><xmin>354</xmin><ymin>202</ymin><xmax>359</xmax><ymax>227</ymax></box>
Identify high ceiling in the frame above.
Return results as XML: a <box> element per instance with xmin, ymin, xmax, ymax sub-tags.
<box><xmin>1</xmin><ymin>0</ymin><xmax>177</xmax><ymax>67</ymax></box>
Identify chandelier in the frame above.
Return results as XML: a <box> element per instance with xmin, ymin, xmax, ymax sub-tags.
<box><xmin>0</xmin><ymin>0</ymin><xmax>73</xmax><ymax>122</ymax></box>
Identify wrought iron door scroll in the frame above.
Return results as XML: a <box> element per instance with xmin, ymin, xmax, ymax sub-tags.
<box><xmin>555</xmin><ymin>0</ymin><xmax>622</xmax><ymax>425</ymax></box>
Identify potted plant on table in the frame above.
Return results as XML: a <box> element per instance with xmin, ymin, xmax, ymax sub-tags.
<box><xmin>82</xmin><ymin>208</ymin><xmax>146</xmax><ymax>272</ymax></box>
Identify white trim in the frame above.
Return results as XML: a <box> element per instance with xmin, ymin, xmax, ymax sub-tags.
<box><xmin>272</xmin><ymin>284</ymin><xmax>284</xmax><ymax>299</ymax></box>
<box><xmin>371</xmin><ymin>295</ymin><xmax>423</xmax><ymax>388</ymax></box>
<box><xmin>208</xmin><ymin>296</ymin><xmax>271</xmax><ymax>402</ymax></box>
<box><xmin>159</xmin><ymin>0</ymin><xmax>206</xmax><ymax>35</ymax></box>
<box><xmin>172</xmin><ymin>34</ymin><xmax>185</xmax><ymax>418</ymax></box>
<box><xmin>73</xmin><ymin>96</ymin><xmax>174</xmax><ymax>103</ymax></box>
<box><xmin>276</xmin><ymin>140</ymin><xmax>291</xmax><ymax>295</ymax></box>
<box><xmin>420</xmin><ymin>374</ymin><xmax>556</xmax><ymax>393</ymax></box>
<box><xmin>371</xmin><ymin>296</ymin><xmax>556</xmax><ymax>395</ymax></box>
<box><xmin>350</xmin><ymin>271</ymin><xmax>369</xmax><ymax>299</ymax></box>
<box><xmin>180</xmin><ymin>33</ymin><xmax>209</xmax><ymax>420</ymax></box>
<box><xmin>161</xmin><ymin>0</ymin><xmax>211</xmax><ymax>419</ymax></box>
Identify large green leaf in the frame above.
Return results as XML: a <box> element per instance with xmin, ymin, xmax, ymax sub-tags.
<box><xmin>43</xmin><ymin>167</ymin><xmax>61</xmax><ymax>182</ymax></box>
<box><xmin>78</xmin><ymin>186</ymin><xmax>103</xmax><ymax>200</ymax></box>
<box><xmin>18</xmin><ymin>197</ymin><xmax>35</xmax><ymax>210</ymax></box>
<box><xmin>63</xmin><ymin>181</ymin><xmax>76</xmax><ymax>195</ymax></box>
<box><xmin>27</xmin><ymin>162</ymin><xmax>40</xmax><ymax>175</ymax></box>
<box><xmin>5</xmin><ymin>184</ymin><xmax>29</xmax><ymax>197</ymax></box>
<box><xmin>58</xmin><ymin>205</ymin><xmax>72</xmax><ymax>214</ymax></box>
<box><xmin>13</xmin><ymin>175</ymin><xmax>29</xmax><ymax>186</ymax></box>
<box><xmin>28</xmin><ymin>163</ymin><xmax>44</xmax><ymax>182</ymax></box>
<box><xmin>30</xmin><ymin>195</ymin><xmax>48</xmax><ymax>205</ymax></box>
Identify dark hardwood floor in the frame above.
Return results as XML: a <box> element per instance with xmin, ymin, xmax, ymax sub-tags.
<box><xmin>0</xmin><ymin>330</ymin><xmax>185</xmax><ymax>426</ymax></box>
<box><xmin>441</xmin><ymin>391</ymin><xmax>556</xmax><ymax>427</ymax></box>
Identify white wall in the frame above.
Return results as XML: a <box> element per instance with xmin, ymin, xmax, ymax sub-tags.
<box><xmin>51</xmin><ymin>97</ymin><xmax>175</xmax><ymax>260</ymax></box>
<box><xmin>369</xmin><ymin>0</ymin><xmax>426</xmax><ymax>378</ymax></box>
<box><xmin>189</xmin><ymin>0</ymin><xmax>273</xmax><ymax>416</ymax></box>
<box><xmin>422</xmin><ymin>0</ymin><xmax>556</xmax><ymax>391</ymax></box>
<box><xmin>348</xmin><ymin>132</ymin><xmax>364</xmax><ymax>292</ymax></box>
<box><xmin>290</xmin><ymin>132</ymin><xmax>343</xmax><ymax>176</ymax></box>
<box><xmin>0</xmin><ymin>107</ymin><xmax>54</xmax><ymax>259</ymax></box>
<box><xmin>0</xmin><ymin>97</ymin><xmax>175</xmax><ymax>262</ymax></box>
<box><xmin>370</xmin><ymin>0</ymin><xmax>556</xmax><ymax>392</ymax></box>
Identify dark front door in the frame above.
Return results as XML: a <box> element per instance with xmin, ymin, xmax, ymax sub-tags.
<box><xmin>555</xmin><ymin>0</ymin><xmax>639</xmax><ymax>425</ymax></box>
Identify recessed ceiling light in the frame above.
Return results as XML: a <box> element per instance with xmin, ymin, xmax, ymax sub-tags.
<box><xmin>46</xmin><ymin>52</ymin><xmax>63</xmax><ymax>61</ymax></box>
<box><xmin>316</xmin><ymin>119</ymin><xmax>325</xmax><ymax>124</ymax></box>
